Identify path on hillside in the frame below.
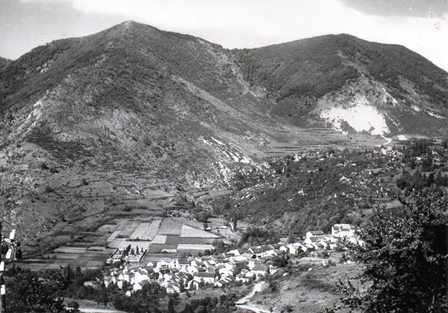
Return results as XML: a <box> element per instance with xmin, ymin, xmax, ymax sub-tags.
<box><xmin>236</xmin><ymin>282</ymin><xmax>276</xmax><ymax>312</ymax></box>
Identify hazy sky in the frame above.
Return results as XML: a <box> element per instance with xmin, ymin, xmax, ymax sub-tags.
<box><xmin>1</xmin><ymin>0</ymin><xmax>448</xmax><ymax>71</ymax></box>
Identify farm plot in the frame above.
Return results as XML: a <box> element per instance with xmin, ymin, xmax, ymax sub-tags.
<box><xmin>151</xmin><ymin>235</ymin><xmax>167</xmax><ymax>244</ymax></box>
<box><xmin>145</xmin><ymin>220</ymin><xmax>161</xmax><ymax>240</ymax></box>
<box><xmin>147</xmin><ymin>219</ymin><xmax>224</xmax><ymax>254</ymax></box>
<box><xmin>158</xmin><ymin>219</ymin><xmax>182</xmax><ymax>235</ymax></box>
<box><xmin>130</xmin><ymin>223</ymin><xmax>150</xmax><ymax>240</ymax></box>
<box><xmin>107</xmin><ymin>231</ymin><xmax>121</xmax><ymax>242</ymax></box>
<box><xmin>180</xmin><ymin>225</ymin><xmax>219</xmax><ymax>238</ymax></box>
<box><xmin>150</xmin><ymin>244</ymin><xmax>178</xmax><ymax>253</ymax></box>
<box><xmin>109</xmin><ymin>239</ymin><xmax>150</xmax><ymax>250</ymax></box>
<box><xmin>25</xmin><ymin>246</ymin><xmax>118</xmax><ymax>271</ymax></box>
<box><xmin>129</xmin><ymin>220</ymin><xmax>161</xmax><ymax>240</ymax></box>
<box><xmin>54</xmin><ymin>247</ymin><xmax>87</xmax><ymax>254</ymax></box>
<box><xmin>164</xmin><ymin>235</ymin><xmax>181</xmax><ymax>245</ymax></box>
<box><xmin>178</xmin><ymin>237</ymin><xmax>216</xmax><ymax>244</ymax></box>
<box><xmin>177</xmin><ymin>244</ymin><xmax>214</xmax><ymax>252</ymax></box>
<box><xmin>115</xmin><ymin>220</ymin><xmax>140</xmax><ymax>237</ymax></box>
<box><xmin>49</xmin><ymin>253</ymin><xmax>80</xmax><ymax>260</ymax></box>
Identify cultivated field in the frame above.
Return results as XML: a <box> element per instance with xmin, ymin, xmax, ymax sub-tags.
<box><xmin>149</xmin><ymin>219</ymin><xmax>222</xmax><ymax>254</ymax></box>
<box><xmin>20</xmin><ymin>215</ymin><xmax>232</xmax><ymax>270</ymax></box>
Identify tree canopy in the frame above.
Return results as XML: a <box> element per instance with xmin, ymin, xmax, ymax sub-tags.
<box><xmin>340</xmin><ymin>191</ymin><xmax>448</xmax><ymax>312</ymax></box>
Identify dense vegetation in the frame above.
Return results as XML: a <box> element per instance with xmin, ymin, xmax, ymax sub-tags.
<box><xmin>219</xmin><ymin>139</ymin><xmax>448</xmax><ymax>239</ymax></box>
<box><xmin>395</xmin><ymin>139</ymin><xmax>448</xmax><ymax>193</ymax></box>
<box><xmin>338</xmin><ymin>191</ymin><xmax>448</xmax><ymax>312</ymax></box>
<box><xmin>218</xmin><ymin>147</ymin><xmax>400</xmax><ymax>237</ymax></box>
<box><xmin>4</xmin><ymin>267</ymin><xmax>77</xmax><ymax>313</ymax></box>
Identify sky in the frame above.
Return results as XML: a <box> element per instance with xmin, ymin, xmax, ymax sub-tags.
<box><xmin>1</xmin><ymin>0</ymin><xmax>448</xmax><ymax>71</ymax></box>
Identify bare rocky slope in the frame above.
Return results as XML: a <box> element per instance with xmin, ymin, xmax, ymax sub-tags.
<box><xmin>0</xmin><ymin>21</ymin><xmax>447</xmax><ymax>247</ymax></box>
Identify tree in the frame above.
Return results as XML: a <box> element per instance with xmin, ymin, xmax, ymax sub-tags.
<box><xmin>168</xmin><ymin>297</ymin><xmax>175</xmax><ymax>313</ymax></box>
<box><xmin>272</xmin><ymin>254</ymin><xmax>289</xmax><ymax>268</ymax></box>
<box><xmin>63</xmin><ymin>265</ymin><xmax>74</xmax><ymax>284</ymax></box>
<box><xmin>340</xmin><ymin>191</ymin><xmax>448</xmax><ymax>312</ymax></box>
<box><xmin>66</xmin><ymin>300</ymin><xmax>81</xmax><ymax>313</ymax></box>
<box><xmin>5</xmin><ymin>269</ymin><xmax>67</xmax><ymax>313</ymax></box>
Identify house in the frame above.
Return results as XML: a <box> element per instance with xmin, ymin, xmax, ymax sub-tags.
<box><xmin>175</xmin><ymin>258</ymin><xmax>190</xmax><ymax>270</ymax></box>
<box><xmin>252</xmin><ymin>263</ymin><xmax>268</xmax><ymax>277</ymax></box>
<box><xmin>132</xmin><ymin>270</ymin><xmax>150</xmax><ymax>285</ymax></box>
<box><xmin>155</xmin><ymin>260</ymin><xmax>170</xmax><ymax>271</ymax></box>
<box><xmin>286</xmin><ymin>243</ymin><xmax>307</xmax><ymax>255</ymax></box>
<box><xmin>331</xmin><ymin>224</ymin><xmax>356</xmax><ymax>239</ymax></box>
<box><xmin>304</xmin><ymin>237</ymin><xmax>320</xmax><ymax>250</ymax></box>
<box><xmin>305</xmin><ymin>231</ymin><xmax>325</xmax><ymax>241</ymax></box>
<box><xmin>235</xmin><ymin>274</ymin><xmax>250</xmax><ymax>283</ymax></box>
<box><xmin>230</xmin><ymin>255</ymin><xmax>248</xmax><ymax>265</ymax></box>
<box><xmin>203</xmin><ymin>259</ymin><xmax>216</xmax><ymax>269</ymax></box>
<box><xmin>220</xmin><ymin>274</ymin><xmax>234</xmax><ymax>284</ymax></box>
<box><xmin>118</xmin><ymin>272</ymin><xmax>130</xmax><ymax>283</ymax></box>
<box><xmin>263</xmin><ymin>249</ymin><xmax>281</xmax><ymax>257</ymax></box>
<box><xmin>304</xmin><ymin>231</ymin><xmax>328</xmax><ymax>248</ymax></box>
<box><xmin>269</xmin><ymin>265</ymin><xmax>279</xmax><ymax>275</ymax></box>
<box><xmin>133</xmin><ymin>282</ymin><xmax>143</xmax><ymax>292</ymax></box>
<box><xmin>244</xmin><ymin>271</ymin><xmax>255</xmax><ymax>279</ymax></box>
<box><xmin>187</xmin><ymin>280</ymin><xmax>198</xmax><ymax>290</ymax></box>
<box><xmin>166</xmin><ymin>282</ymin><xmax>181</xmax><ymax>294</ymax></box>
<box><xmin>218</xmin><ymin>267</ymin><xmax>234</xmax><ymax>277</ymax></box>
<box><xmin>193</xmin><ymin>272</ymin><xmax>217</xmax><ymax>284</ymax></box>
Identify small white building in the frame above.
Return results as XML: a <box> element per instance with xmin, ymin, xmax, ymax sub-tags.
<box><xmin>286</xmin><ymin>243</ymin><xmax>307</xmax><ymax>255</ymax></box>
<box><xmin>175</xmin><ymin>258</ymin><xmax>190</xmax><ymax>270</ymax></box>
<box><xmin>305</xmin><ymin>231</ymin><xmax>325</xmax><ymax>241</ymax></box>
<box><xmin>331</xmin><ymin>224</ymin><xmax>356</xmax><ymax>239</ymax></box>
<box><xmin>193</xmin><ymin>272</ymin><xmax>217</xmax><ymax>284</ymax></box>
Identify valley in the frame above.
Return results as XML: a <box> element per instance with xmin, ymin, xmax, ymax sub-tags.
<box><xmin>0</xmin><ymin>20</ymin><xmax>448</xmax><ymax>313</ymax></box>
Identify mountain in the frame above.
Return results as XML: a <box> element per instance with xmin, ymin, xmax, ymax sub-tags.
<box><xmin>0</xmin><ymin>21</ymin><xmax>447</xmax><ymax>247</ymax></box>
<box><xmin>236</xmin><ymin>34</ymin><xmax>448</xmax><ymax>136</ymax></box>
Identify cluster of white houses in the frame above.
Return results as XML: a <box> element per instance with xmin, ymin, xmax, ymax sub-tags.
<box><xmin>102</xmin><ymin>224</ymin><xmax>361</xmax><ymax>295</ymax></box>
<box><xmin>303</xmin><ymin>223</ymin><xmax>362</xmax><ymax>250</ymax></box>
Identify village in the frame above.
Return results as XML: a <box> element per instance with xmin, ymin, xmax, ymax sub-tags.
<box><xmin>101</xmin><ymin>223</ymin><xmax>363</xmax><ymax>296</ymax></box>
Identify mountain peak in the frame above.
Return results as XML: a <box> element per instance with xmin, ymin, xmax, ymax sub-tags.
<box><xmin>101</xmin><ymin>20</ymin><xmax>162</xmax><ymax>38</ymax></box>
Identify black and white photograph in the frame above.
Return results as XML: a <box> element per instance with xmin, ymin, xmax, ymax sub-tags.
<box><xmin>1</xmin><ymin>0</ymin><xmax>448</xmax><ymax>312</ymax></box>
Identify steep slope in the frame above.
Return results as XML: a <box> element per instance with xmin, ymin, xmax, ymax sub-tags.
<box><xmin>236</xmin><ymin>34</ymin><xmax>448</xmax><ymax>136</ymax></box>
<box><xmin>0</xmin><ymin>22</ymin><xmax>447</xmax><ymax>247</ymax></box>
